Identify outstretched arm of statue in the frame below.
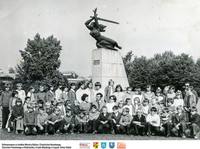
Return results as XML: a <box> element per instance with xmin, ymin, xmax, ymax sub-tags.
<box><xmin>93</xmin><ymin>10</ymin><xmax>99</xmax><ymax>28</ymax></box>
<box><xmin>85</xmin><ymin>17</ymin><xmax>94</xmax><ymax>30</ymax></box>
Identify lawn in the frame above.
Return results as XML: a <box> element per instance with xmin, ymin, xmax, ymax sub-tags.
<box><xmin>0</xmin><ymin>129</ymin><xmax>194</xmax><ymax>140</ymax></box>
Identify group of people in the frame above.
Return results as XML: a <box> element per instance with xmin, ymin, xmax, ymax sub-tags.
<box><xmin>0</xmin><ymin>80</ymin><xmax>200</xmax><ymax>139</ymax></box>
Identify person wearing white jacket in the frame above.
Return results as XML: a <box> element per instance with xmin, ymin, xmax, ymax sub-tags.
<box><xmin>146</xmin><ymin>107</ymin><xmax>161</xmax><ymax>136</ymax></box>
<box><xmin>16</xmin><ymin>83</ymin><xmax>26</xmax><ymax>104</ymax></box>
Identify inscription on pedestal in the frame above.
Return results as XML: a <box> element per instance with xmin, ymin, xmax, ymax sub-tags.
<box><xmin>93</xmin><ymin>60</ymin><xmax>100</xmax><ymax>65</ymax></box>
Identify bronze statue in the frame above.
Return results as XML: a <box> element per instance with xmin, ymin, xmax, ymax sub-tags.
<box><xmin>85</xmin><ymin>8</ymin><xmax>122</xmax><ymax>51</ymax></box>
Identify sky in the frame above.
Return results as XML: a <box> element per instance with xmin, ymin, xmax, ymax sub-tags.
<box><xmin>0</xmin><ymin>0</ymin><xmax>200</xmax><ymax>76</ymax></box>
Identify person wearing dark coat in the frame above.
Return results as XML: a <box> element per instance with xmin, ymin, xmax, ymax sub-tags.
<box><xmin>74</xmin><ymin>110</ymin><xmax>88</xmax><ymax>133</ymax></box>
<box><xmin>35</xmin><ymin>85</ymin><xmax>46</xmax><ymax>103</ymax></box>
<box><xmin>46</xmin><ymin>108</ymin><xmax>64</xmax><ymax>135</ymax></box>
<box><xmin>171</xmin><ymin>106</ymin><xmax>187</xmax><ymax>138</ymax></box>
<box><xmin>130</xmin><ymin>109</ymin><xmax>147</xmax><ymax>135</ymax></box>
<box><xmin>67</xmin><ymin>83</ymin><xmax>78</xmax><ymax>114</ymax></box>
<box><xmin>87</xmin><ymin>104</ymin><xmax>100</xmax><ymax>133</ymax></box>
<box><xmin>96</xmin><ymin>106</ymin><xmax>111</xmax><ymax>134</ymax></box>
<box><xmin>160</xmin><ymin>108</ymin><xmax>173</xmax><ymax>137</ymax></box>
<box><xmin>187</xmin><ymin>107</ymin><xmax>200</xmax><ymax>139</ymax></box>
<box><xmin>24</xmin><ymin>105</ymin><xmax>37</xmax><ymax>135</ymax></box>
<box><xmin>184</xmin><ymin>87</ymin><xmax>196</xmax><ymax>121</ymax></box>
<box><xmin>45</xmin><ymin>85</ymin><xmax>55</xmax><ymax>104</ymax></box>
<box><xmin>11</xmin><ymin>98</ymin><xmax>24</xmax><ymax>133</ymax></box>
<box><xmin>63</xmin><ymin>107</ymin><xmax>75</xmax><ymax>134</ymax></box>
<box><xmin>110</xmin><ymin>106</ymin><xmax>121</xmax><ymax>134</ymax></box>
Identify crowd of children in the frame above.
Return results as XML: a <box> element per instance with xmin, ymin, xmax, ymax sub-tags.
<box><xmin>0</xmin><ymin>80</ymin><xmax>200</xmax><ymax>139</ymax></box>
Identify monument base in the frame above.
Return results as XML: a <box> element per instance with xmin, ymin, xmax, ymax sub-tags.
<box><xmin>92</xmin><ymin>48</ymin><xmax>129</xmax><ymax>90</ymax></box>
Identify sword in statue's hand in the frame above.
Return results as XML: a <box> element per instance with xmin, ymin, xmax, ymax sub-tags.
<box><xmin>90</xmin><ymin>16</ymin><xmax>119</xmax><ymax>24</ymax></box>
<box><xmin>91</xmin><ymin>8</ymin><xmax>119</xmax><ymax>24</ymax></box>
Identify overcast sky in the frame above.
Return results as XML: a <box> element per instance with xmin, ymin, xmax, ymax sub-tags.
<box><xmin>0</xmin><ymin>0</ymin><xmax>200</xmax><ymax>76</ymax></box>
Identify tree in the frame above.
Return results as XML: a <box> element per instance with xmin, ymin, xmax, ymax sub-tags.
<box><xmin>124</xmin><ymin>51</ymin><xmax>200</xmax><ymax>95</ymax></box>
<box><xmin>123</xmin><ymin>51</ymin><xmax>134</xmax><ymax>79</ymax></box>
<box><xmin>8</xmin><ymin>67</ymin><xmax>15</xmax><ymax>73</ymax></box>
<box><xmin>127</xmin><ymin>56</ymin><xmax>152</xmax><ymax>89</ymax></box>
<box><xmin>16</xmin><ymin>33</ymin><xmax>68</xmax><ymax>90</ymax></box>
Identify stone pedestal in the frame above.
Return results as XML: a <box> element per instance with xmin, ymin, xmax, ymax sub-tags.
<box><xmin>92</xmin><ymin>48</ymin><xmax>129</xmax><ymax>90</ymax></box>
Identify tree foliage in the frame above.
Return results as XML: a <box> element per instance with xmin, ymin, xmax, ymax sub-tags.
<box><xmin>16</xmin><ymin>33</ymin><xmax>68</xmax><ymax>90</ymax></box>
<box><xmin>123</xmin><ymin>51</ymin><xmax>200</xmax><ymax>94</ymax></box>
<box><xmin>8</xmin><ymin>67</ymin><xmax>15</xmax><ymax>74</ymax></box>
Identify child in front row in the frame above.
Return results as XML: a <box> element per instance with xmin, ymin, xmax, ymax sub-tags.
<box><xmin>118</xmin><ymin>107</ymin><xmax>132</xmax><ymax>134</ymax></box>
<box><xmin>24</xmin><ymin>105</ymin><xmax>37</xmax><ymax>135</ymax></box>
<box><xmin>186</xmin><ymin>107</ymin><xmax>200</xmax><ymax>139</ymax></box>
<box><xmin>130</xmin><ymin>109</ymin><xmax>146</xmax><ymax>136</ymax></box>
<box><xmin>7</xmin><ymin>98</ymin><xmax>24</xmax><ymax>134</ymax></box>
<box><xmin>74</xmin><ymin>110</ymin><xmax>88</xmax><ymax>133</ymax></box>
<box><xmin>87</xmin><ymin>105</ymin><xmax>100</xmax><ymax>133</ymax></box>
<box><xmin>11</xmin><ymin>98</ymin><xmax>24</xmax><ymax>134</ymax></box>
<box><xmin>146</xmin><ymin>107</ymin><xmax>161</xmax><ymax>136</ymax></box>
<box><xmin>97</xmin><ymin>106</ymin><xmax>111</xmax><ymax>134</ymax></box>
<box><xmin>110</xmin><ymin>106</ymin><xmax>121</xmax><ymax>134</ymax></box>
<box><xmin>37</xmin><ymin>107</ymin><xmax>48</xmax><ymax>134</ymax></box>
<box><xmin>160</xmin><ymin>107</ymin><xmax>172</xmax><ymax>137</ymax></box>
<box><xmin>171</xmin><ymin>106</ymin><xmax>187</xmax><ymax>138</ymax></box>
<box><xmin>63</xmin><ymin>107</ymin><xmax>75</xmax><ymax>134</ymax></box>
<box><xmin>47</xmin><ymin>108</ymin><xmax>64</xmax><ymax>135</ymax></box>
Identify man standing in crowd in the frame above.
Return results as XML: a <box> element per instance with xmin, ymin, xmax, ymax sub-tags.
<box><xmin>35</xmin><ymin>85</ymin><xmax>46</xmax><ymax>103</ymax></box>
<box><xmin>76</xmin><ymin>83</ymin><xmax>88</xmax><ymax>104</ymax></box>
<box><xmin>85</xmin><ymin>82</ymin><xmax>95</xmax><ymax>103</ymax></box>
<box><xmin>94</xmin><ymin>82</ymin><xmax>104</xmax><ymax>99</ymax></box>
<box><xmin>67</xmin><ymin>83</ymin><xmax>78</xmax><ymax>114</ymax></box>
<box><xmin>45</xmin><ymin>85</ymin><xmax>55</xmax><ymax>103</ymax></box>
<box><xmin>104</xmin><ymin>79</ymin><xmax>115</xmax><ymax>103</ymax></box>
<box><xmin>55</xmin><ymin>85</ymin><xmax>63</xmax><ymax>102</ymax></box>
<box><xmin>184</xmin><ymin>86</ymin><xmax>197</xmax><ymax>121</ymax></box>
<box><xmin>0</xmin><ymin>84</ymin><xmax>12</xmax><ymax>129</ymax></box>
<box><xmin>92</xmin><ymin>93</ymin><xmax>105</xmax><ymax>112</ymax></box>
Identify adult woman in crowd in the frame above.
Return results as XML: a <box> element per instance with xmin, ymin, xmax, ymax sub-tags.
<box><xmin>27</xmin><ymin>86</ymin><xmax>36</xmax><ymax>102</ymax></box>
<box><xmin>113</xmin><ymin>84</ymin><xmax>125</xmax><ymax>103</ymax></box>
